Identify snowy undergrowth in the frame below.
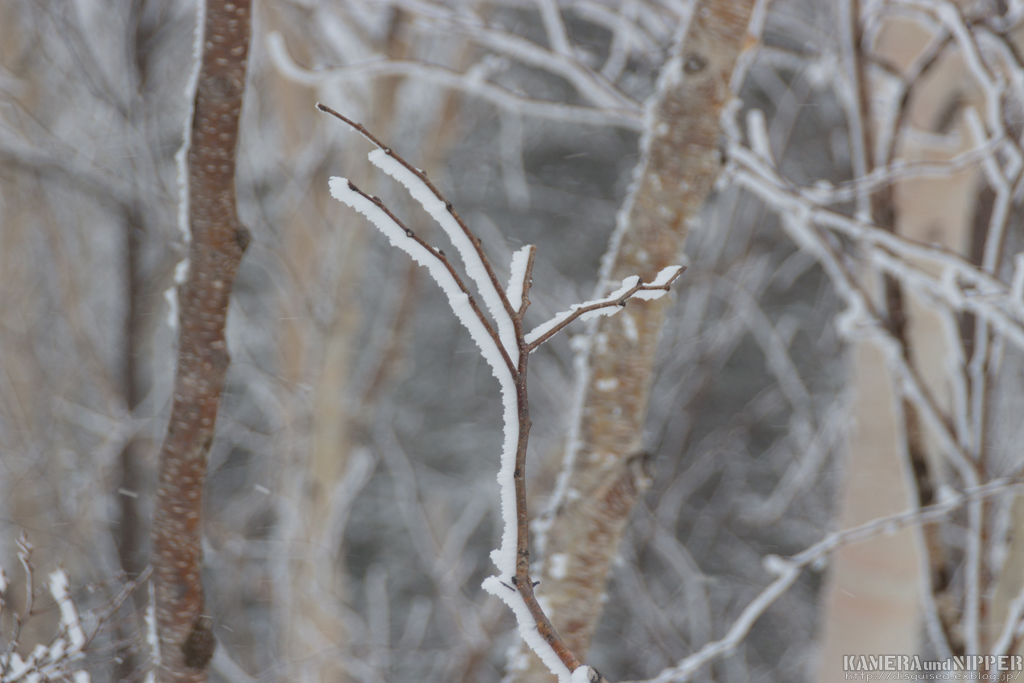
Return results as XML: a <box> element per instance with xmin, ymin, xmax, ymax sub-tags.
<box><xmin>0</xmin><ymin>536</ymin><xmax>90</xmax><ymax>683</ymax></box>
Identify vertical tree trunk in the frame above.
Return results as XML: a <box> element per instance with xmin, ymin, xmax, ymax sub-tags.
<box><xmin>818</xmin><ymin>13</ymin><xmax>984</xmax><ymax>679</ymax></box>
<box><xmin>150</xmin><ymin>2</ymin><xmax>251</xmax><ymax>681</ymax></box>
<box><xmin>515</xmin><ymin>1</ymin><xmax>756</xmax><ymax>680</ymax></box>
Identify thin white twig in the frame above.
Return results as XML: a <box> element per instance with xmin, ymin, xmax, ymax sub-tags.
<box><xmin>835</xmin><ymin>0</ymin><xmax>872</xmax><ymax>220</ymax></box>
<box><xmin>390</xmin><ymin>0</ymin><xmax>637</xmax><ymax>110</ymax></box>
<box><xmin>732</xmin><ymin>165</ymin><xmax>981</xmax><ymax>487</ymax></box>
<box><xmin>524</xmin><ymin>267</ymin><xmax>683</xmax><ymax>349</ymax></box>
<box><xmin>634</xmin><ymin>479</ymin><xmax>1024</xmax><ymax>683</ymax></box>
<box><xmin>728</xmin><ymin>147</ymin><xmax>1024</xmax><ymax>349</ymax></box>
<box><xmin>269</xmin><ymin>34</ymin><xmax>642</xmax><ymax>129</ymax></box>
<box><xmin>499</xmin><ymin>111</ymin><xmax>531</xmax><ymax>209</ymax></box>
<box><xmin>534</xmin><ymin>0</ymin><xmax>574</xmax><ymax>57</ymax></box>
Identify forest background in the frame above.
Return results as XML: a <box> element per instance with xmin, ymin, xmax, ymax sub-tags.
<box><xmin>3</xmin><ymin>0</ymin><xmax>1024</xmax><ymax>682</ymax></box>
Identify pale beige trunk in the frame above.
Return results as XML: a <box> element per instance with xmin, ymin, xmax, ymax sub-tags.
<box><xmin>818</xmin><ymin>15</ymin><xmax>984</xmax><ymax>679</ymax></box>
<box><xmin>512</xmin><ymin>1</ymin><xmax>757</xmax><ymax>679</ymax></box>
<box><xmin>267</xmin><ymin>13</ymin><xmax>473</xmax><ymax>681</ymax></box>
<box><xmin>264</xmin><ymin>11</ymin><xmax>371</xmax><ymax>679</ymax></box>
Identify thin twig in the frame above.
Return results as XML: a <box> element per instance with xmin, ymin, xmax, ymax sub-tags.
<box><xmin>634</xmin><ymin>478</ymin><xmax>1024</xmax><ymax>683</ymax></box>
<box><xmin>524</xmin><ymin>270</ymin><xmax>684</xmax><ymax>351</ymax></box>
<box><xmin>517</xmin><ymin>248</ymin><xmax>537</xmax><ymax>320</ymax></box>
<box><xmin>337</xmin><ymin>175</ymin><xmax>517</xmax><ymax>377</ymax></box>
<box><xmin>83</xmin><ymin>565</ymin><xmax>155</xmax><ymax>650</ymax></box>
<box><xmin>268</xmin><ymin>40</ymin><xmax>642</xmax><ymax>129</ymax></box>
<box><xmin>318</xmin><ymin>103</ymin><xmax>519</xmax><ymax>323</ymax></box>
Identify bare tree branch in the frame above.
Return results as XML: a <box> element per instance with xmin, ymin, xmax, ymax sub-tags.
<box><xmin>323</xmin><ymin>108</ymin><xmax>680</xmax><ymax>683</ymax></box>
<box><xmin>268</xmin><ymin>33</ymin><xmax>644</xmax><ymax>130</ymax></box>
<box><xmin>631</xmin><ymin>478</ymin><xmax>1024</xmax><ymax>683</ymax></box>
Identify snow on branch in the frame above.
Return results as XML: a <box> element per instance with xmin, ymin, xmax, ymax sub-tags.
<box><xmin>364</xmin><ymin>147</ymin><xmax>519</xmax><ymax>358</ymax></box>
<box><xmin>326</xmin><ymin>177</ymin><xmax>515</xmax><ymax>377</ymax></box>
<box><xmin>719</xmin><ymin>4</ymin><xmax>1024</xmax><ymax>657</ymax></box>
<box><xmin>379</xmin><ymin>0</ymin><xmax>639</xmax><ymax>111</ymax></box>
<box><xmin>0</xmin><ymin>534</ymin><xmax>153</xmax><ymax>683</ymax></box>
<box><xmin>507</xmin><ymin>246</ymin><xmax>536</xmax><ymax>315</ymax></box>
<box><xmin>524</xmin><ymin>266</ymin><xmax>683</xmax><ymax>350</ymax></box>
<box><xmin>317</xmin><ymin>104</ymin><xmax>516</xmax><ymax>375</ymax></box>
<box><xmin>727</xmin><ymin>143</ymin><xmax>1024</xmax><ymax>351</ymax></box>
<box><xmin>319</xmin><ymin>104</ymin><xmax>682</xmax><ymax>683</ymax></box>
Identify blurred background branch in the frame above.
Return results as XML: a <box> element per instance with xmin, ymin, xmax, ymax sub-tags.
<box><xmin>4</xmin><ymin>1</ymin><xmax>1024</xmax><ymax>682</ymax></box>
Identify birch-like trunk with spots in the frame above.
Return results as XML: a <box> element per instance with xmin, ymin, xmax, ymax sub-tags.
<box><xmin>513</xmin><ymin>1</ymin><xmax>757</xmax><ymax>680</ymax></box>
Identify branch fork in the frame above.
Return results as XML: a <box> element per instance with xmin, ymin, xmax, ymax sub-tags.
<box><xmin>318</xmin><ymin>102</ymin><xmax>682</xmax><ymax>683</ymax></box>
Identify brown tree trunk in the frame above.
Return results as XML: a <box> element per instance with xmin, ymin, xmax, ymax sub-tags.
<box><xmin>150</xmin><ymin>2</ymin><xmax>251</xmax><ymax>681</ymax></box>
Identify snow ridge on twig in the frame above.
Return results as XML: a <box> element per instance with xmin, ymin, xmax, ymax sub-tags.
<box><xmin>367</xmin><ymin>149</ymin><xmax>519</xmax><ymax>359</ymax></box>
<box><xmin>1</xmin><ymin>537</ymin><xmax>86</xmax><ymax>683</ymax></box>
<box><xmin>525</xmin><ymin>266</ymin><xmax>683</xmax><ymax>348</ymax></box>
<box><xmin>321</xmin><ymin>103</ymin><xmax>682</xmax><ymax>683</ymax></box>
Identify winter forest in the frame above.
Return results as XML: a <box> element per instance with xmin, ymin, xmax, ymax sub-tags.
<box><xmin>3</xmin><ymin>0</ymin><xmax>1024</xmax><ymax>682</ymax></box>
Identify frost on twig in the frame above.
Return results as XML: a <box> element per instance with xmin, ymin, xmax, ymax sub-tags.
<box><xmin>716</xmin><ymin>0</ymin><xmax>1024</xmax><ymax>670</ymax></box>
<box><xmin>635</xmin><ymin>477</ymin><xmax>1024</xmax><ymax>683</ymax></box>
<box><xmin>318</xmin><ymin>103</ymin><xmax>682</xmax><ymax>683</ymax></box>
<box><xmin>525</xmin><ymin>268</ymin><xmax>684</xmax><ymax>350</ymax></box>
<box><xmin>0</xmin><ymin>534</ymin><xmax>151</xmax><ymax>683</ymax></box>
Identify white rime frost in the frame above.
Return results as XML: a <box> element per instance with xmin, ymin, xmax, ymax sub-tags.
<box><xmin>571</xmin><ymin>666</ymin><xmax>599</xmax><ymax>683</ymax></box>
<box><xmin>0</xmin><ymin>570</ymin><xmax>91</xmax><ymax>683</ymax></box>
<box><xmin>507</xmin><ymin>245</ymin><xmax>534</xmax><ymax>312</ymax></box>
<box><xmin>166</xmin><ymin>0</ymin><xmax>205</xmax><ymax>332</ymax></box>
<box><xmin>368</xmin><ymin>149</ymin><xmax>519</xmax><ymax>359</ymax></box>
<box><xmin>482</xmin><ymin>576</ymin><xmax>573</xmax><ymax>683</ymax></box>
<box><xmin>142</xmin><ymin>580</ymin><xmax>159</xmax><ymax>683</ymax></box>
<box><xmin>330</xmin><ymin>177</ymin><xmax>509</xmax><ymax>381</ymax></box>
<box><xmin>525</xmin><ymin>265</ymin><xmax>681</xmax><ymax>346</ymax></box>
<box><xmin>175</xmin><ymin>0</ymin><xmax>205</xmax><ymax>249</ymax></box>
<box><xmin>330</xmin><ymin>173</ymin><xmax>520</xmax><ymax>566</ymax></box>
<box><xmin>330</xmin><ymin>171</ymin><xmax>576</xmax><ymax>682</ymax></box>
<box><xmin>328</xmin><ymin>157</ymin><xmax>685</xmax><ymax>683</ymax></box>
<box><xmin>49</xmin><ymin>570</ymin><xmax>85</xmax><ymax>651</ymax></box>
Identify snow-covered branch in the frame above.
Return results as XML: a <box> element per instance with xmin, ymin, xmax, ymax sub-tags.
<box><xmin>0</xmin><ymin>535</ymin><xmax>153</xmax><ymax>683</ymax></box>
<box><xmin>321</xmin><ymin>104</ymin><xmax>681</xmax><ymax>683</ymax></box>
<box><xmin>718</xmin><ymin>0</ymin><xmax>1024</xmax><ymax>666</ymax></box>
<box><xmin>524</xmin><ymin>266</ymin><xmax>683</xmax><ymax>350</ymax></box>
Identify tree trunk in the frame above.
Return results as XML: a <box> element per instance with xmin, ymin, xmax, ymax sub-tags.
<box><xmin>514</xmin><ymin>1</ymin><xmax>757</xmax><ymax>679</ymax></box>
<box><xmin>151</xmin><ymin>2</ymin><xmax>251</xmax><ymax>681</ymax></box>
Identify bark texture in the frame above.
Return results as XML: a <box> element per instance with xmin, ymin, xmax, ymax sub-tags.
<box><xmin>150</xmin><ymin>2</ymin><xmax>251</xmax><ymax>682</ymax></box>
<box><xmin>517</xmin><ymin>1</ymin><xmax>756</xmax><ymax>679</ymax></box>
